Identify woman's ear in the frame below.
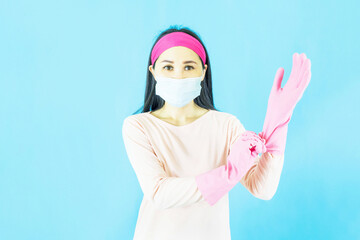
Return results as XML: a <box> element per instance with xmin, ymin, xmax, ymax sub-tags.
<box><xmin>203</xmin><ymin>64</ymin><xmax>208</xmax><ymax>78</ymax></box>
<box><xmin>149</xmin><ymin>65</ymin><xmax>153</xmax><ymax>74</ymax></box>
<box><xmin>149</xmin><ymin>65</ymin><xmax>156</xmax><ymax>80</ymax></box>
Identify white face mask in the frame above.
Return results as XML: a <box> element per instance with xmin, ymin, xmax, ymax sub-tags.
<box><xmin>154</xmin><ymin>72</ymin><xmax>204</xmax><ymax>108</ymax></box>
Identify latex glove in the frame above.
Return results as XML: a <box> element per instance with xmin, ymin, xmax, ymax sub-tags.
<box><xmin>195</xmin><ymin>130</ymin><xmax>267</xmax><ymax>206</ymax></box>
<box><xmin>259</xmin><ymin>53</ymin><xmax>312</xmax><ymax>155</ymax></box>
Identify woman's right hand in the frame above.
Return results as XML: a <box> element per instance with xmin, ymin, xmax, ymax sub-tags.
<box><xmin>227</xmin><ymin>131</ymin><xmax>267</xmax><ymax>181</ymax></box>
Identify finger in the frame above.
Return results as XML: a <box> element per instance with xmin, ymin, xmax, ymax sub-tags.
<box><xmin>241</xmin><ymin>135</ymin><xmax>259</xmax><ymax>142</ymax></box>
<box><xmin>300</xmin><ymin>53</ymin><xmax>306</xmax><ymax>65</ymax></box>
<box><xmin>294</xmin><ymin>53</ymin><xmax>300</xmax><ymax>71</ymax></box>
<box><xmin>272</xmin><ymin>67</ymin><xmax>284</xmax><ymax>92</ymax></box>
<box><xmin>251</xmin><ymin>142</ymin><xmax>266</xmax><ymax>155</ymax></box>
<box><xmin>248</xmin><ymin>138</ymin><xmax>262</xmax><ymax>147</ymax></box>
<box><xmin>297</xmin><ymin>72</ymin><xmax>310</xmax><ymax>99</ymax></box>
<box><xmin>250</xmin><ymin>132</ymin><xmax>265</xmax><ymax>142</ymax></box>
<box><xmin>242</xmin><ymin>131</ymin><xmax>261</xmax><ymax>141</ymax></box>
<box><xmin>251</xmin><ymin>151</ymin><xmax>258</xmax><ymax>158</ymax></box>
<box><xmin>240</xmin><ymin>131</ymin><xmax>253</xmax><ymax>138</ymax></box>
<box><xmin>297</xmin><ymin>59</ymin><xmax>311</xmax><ymax>88</ymax></box>
<box><xmin>241</xmin><ymin>131</ymin><xmax>258</xmax><ymax>138</ymax></box>
<box><xmin>298</xmin><ymin>69</ymin><xmax>311</xmax><ymax>91</ymax></box>
<box><xmin>241</xmin><ymin>131</ymin><xmax>265</xmax><ymax>143</ymax></box>
<box><xmin>245</xmin><ymin>136</ymin><xmax>265</xmax><ymax>149</ymax></box>
<box><xmin>298</xmin><ymin>59</ymin><xmax>311</xmax><ymax>88</ymax></box>
<box><xmin>254</xmin><ymin>142</ymin><xmax>267</xmax><ymax>153</ymax></box>
<box><xmin>253</xmin><ymin>135</ymin><xmax>266</xmax><ymax>148</ymax></box>
<box><xmin>290</xmin><ymin>53</ymin><xmax>299</xmax><ymax>78</ymax></box>
<box><xmin>241</xmin><ymin>137</ymin><xmax>260</xmax><ymax>148</ymax></box>
<box><xmin>286</xmin><ymin>53</ymin><xmax>300</xmax><ymax>89</ymax></box>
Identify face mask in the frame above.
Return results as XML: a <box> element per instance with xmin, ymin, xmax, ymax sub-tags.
<box><xmin>155</xmin><ymin>72</ymin><xmax>204</xmax><ymax>108</ymax></box>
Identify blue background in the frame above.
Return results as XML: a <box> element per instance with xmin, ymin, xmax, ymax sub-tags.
<box><xmin>1</xmin><ymin>0</ymin><xmax>359</xmax><ymax>239</ymax></box>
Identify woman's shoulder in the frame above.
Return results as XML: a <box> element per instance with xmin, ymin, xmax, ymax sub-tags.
<box><xmin>211</xmin><ymin>109</ymin><xmax>235</xmax><ymax>117</ymax></box>
<box><xmin>124</xmin><ymin>111</ymin><xmax>149</xmax><ymax>121</ymax></box>
<box><xmin>211</xmin><ymin>109</ymin><xmax>240</xmax><ymax>121</ymax></box>
<box><xmin>122</xmin><ymin>112</ymin><xmax>148</xmax><ymax>130</ymax></box>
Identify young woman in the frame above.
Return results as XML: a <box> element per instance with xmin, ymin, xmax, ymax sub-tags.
<box><xmin>122</xmin><ymin>26</ymin><xmax>311</xmax><ymax>240</ymax></box>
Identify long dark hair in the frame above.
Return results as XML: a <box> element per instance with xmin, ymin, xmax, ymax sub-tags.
<box><xmin>132</xmin><ymin>25</ymin><xmax>221</xmax><ymax>115</ymax></box>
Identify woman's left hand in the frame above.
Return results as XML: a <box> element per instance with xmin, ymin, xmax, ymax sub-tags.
<box><xmin>262</xmin><ymin>53</ymin><xmax>312</xmax><ymax>136</ymax></box>
<box><xmin>259</xmin><ymin>53</ymin><xmax>312</xmax><ymax>155</ymax></box>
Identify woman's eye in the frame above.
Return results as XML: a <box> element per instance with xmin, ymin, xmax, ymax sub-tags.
<box><xmin>163</xmin><ymin>65</ymin><xmax>194</xmax><ymax>70</ymax></box>
<box><xmin>163</xmin><ymin>65</ymin><xmax>172</xmax><ymax>70</ymax></box>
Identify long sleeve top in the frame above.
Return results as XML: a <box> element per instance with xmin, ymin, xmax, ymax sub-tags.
<box><xmin>122</xmin><ymin>109</ymin><xmax>284</xmax><ymax>240</ymax></box>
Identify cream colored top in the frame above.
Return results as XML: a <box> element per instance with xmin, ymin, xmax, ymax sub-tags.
<box><xmin>122</xmin><ymin>109</ymin><xmax>284</xmax><ymax>240</ymax></box>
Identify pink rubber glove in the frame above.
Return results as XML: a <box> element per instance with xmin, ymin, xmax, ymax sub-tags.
<box><xmin>259</xmin><ymin>53</ymin><xmax>312</xmax><ymax>155</ymax></box>
<box><xmin>195</xmin><ymin>131</ymin><xmax>267</xmax><ymax>206</ymax></box>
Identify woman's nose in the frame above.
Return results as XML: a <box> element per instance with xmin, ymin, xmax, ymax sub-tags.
<box><xmin>171</xmin><ymin>72</ymin><xmax>186</xmax><ymax>79</ymax></box>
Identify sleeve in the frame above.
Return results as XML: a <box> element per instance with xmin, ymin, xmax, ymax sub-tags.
<box><xmin>228</xmin><ymin>116</ymin><xmax>285</xmax><ymax>200</ymax></box>
<box><xmin>122</xmin><ymin>116</ymin><xmax>206</xmax><ymax>210</ymax></box>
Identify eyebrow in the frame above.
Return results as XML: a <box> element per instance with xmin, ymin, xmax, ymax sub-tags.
<box><xmin>160</xmin><ymin>60</ymin><xmax>197</xmax><ymax>64</ymax></box>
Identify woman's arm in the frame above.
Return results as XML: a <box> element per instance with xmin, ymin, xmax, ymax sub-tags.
<box><xmin>228</xmin><ymin>116</ymin><xmax>284</xmax><ymax>200</ymax></box>
<box><xmin>239</xmin><ymin>53</ymin><xmax>311</xmax><ymax>199</ymax></box>
<box><xmin>239</xmin><ymin>152</ymin><xmax>284</xmax><ymax>200</ymax></box>
<box><xmin>122</xmin><ymin>116</ymin><xmax>205</xmax><ymax>210</ymax></box>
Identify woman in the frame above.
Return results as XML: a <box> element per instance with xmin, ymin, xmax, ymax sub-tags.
<box><xmin>122</xmin><ymin>26</ymin><xmax>311</xmax><ymax>240</ymax></box>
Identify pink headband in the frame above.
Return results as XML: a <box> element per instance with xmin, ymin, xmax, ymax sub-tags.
<box><xmin>151</xmin><ymin>32</ymin><xmax>206</xmax><ymax>65</ymax></box>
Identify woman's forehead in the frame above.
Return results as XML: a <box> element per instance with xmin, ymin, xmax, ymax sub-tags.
<box><xmin>157</xmin><ymin>46</ymin><xmax>199</xmax><ymax>62</ymax></box>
